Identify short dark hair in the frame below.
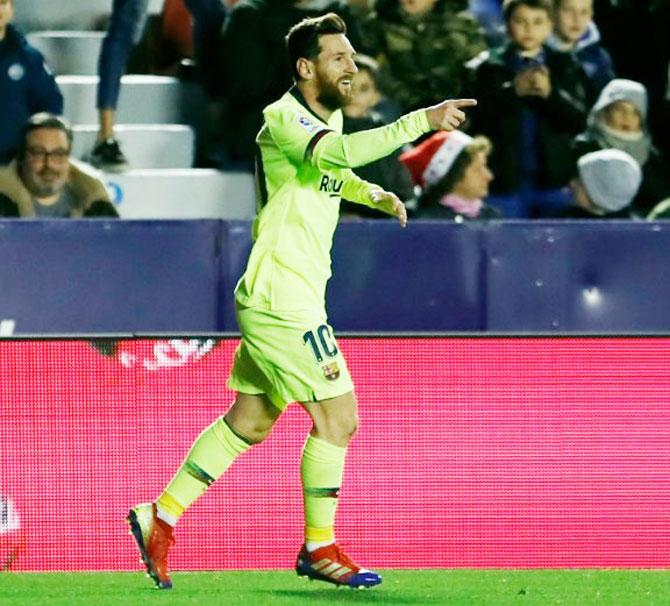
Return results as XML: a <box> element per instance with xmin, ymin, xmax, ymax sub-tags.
<box><xmin>19</xmin><ymin>113</ymin><xmax>73</xmax><ymax>159</ymax></box>
<box><xmin>503</xmin><ymin>0</ymin><xmax>553</xmax><ymax>21</ymax></box>
<box><xmin>286</xmin><ymin>12</ymin><xmax>347</xmax><ymax>81</ymax></box>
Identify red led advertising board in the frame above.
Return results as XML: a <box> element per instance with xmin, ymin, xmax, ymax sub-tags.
<box><xmin>1</xmin><ymin>337</ymin><xmax>669</xmax><ymax>571</ymax></box>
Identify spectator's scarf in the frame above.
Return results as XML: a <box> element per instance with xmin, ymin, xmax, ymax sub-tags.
<box><xmin>438</xmin><ymin>193</ymin><xmax>483</xmax><ymax>218</ymax></box>
<box><xmin>592</xmin><ymin>118</ymin><xmax>652</xmax><ymax>166</ymax></box>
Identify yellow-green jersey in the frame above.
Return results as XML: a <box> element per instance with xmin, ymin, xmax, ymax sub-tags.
<box><xmin>234</xmin><ymin>87</ymin><xmax>431</xmax><ymax>313</ymax></box>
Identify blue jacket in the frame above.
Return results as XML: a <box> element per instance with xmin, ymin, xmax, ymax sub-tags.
<box><xmin>0</xmin><ymin>25</ymin><xmax>63</xmax><ymax>164</ymax></box>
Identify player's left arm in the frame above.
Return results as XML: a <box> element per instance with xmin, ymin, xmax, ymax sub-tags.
<box><xmin>341</xmin><ymin>170</ymin><xmax>407</xmax><ymax>227</ymax></box>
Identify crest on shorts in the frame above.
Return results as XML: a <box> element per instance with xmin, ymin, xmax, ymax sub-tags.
<box><xmin>322</xmin><ymin>362</ymin><xmax>340</xmax><ymax>381</ymax></box>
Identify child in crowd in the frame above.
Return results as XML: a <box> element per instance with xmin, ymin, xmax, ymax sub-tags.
<box><xmin>340</xmin><ymin>55</ymin><xmax>413</xmax><ymax>218</ymax></box>
<box><xmin>466</xmin><ymin>0</ymin><xmax>589</xmax><ymax>218</ymax></box>
<box><xmin>573</xmin><ymin>78</ymin><xmax>670</xmax><ymax>215</ymax></box>
<box><xmin>547</xmin><ymin>0</ymin><xmax>614</xmax><ymax>101</ymax></box>
<box><xmin>399</xmin><ymin>130</ymin><xmax>499</xmax><ymax>220</ymax></box>
<box><xmin>343</xmin><ymin>54</ymin><xmax>402</xmax><ymax>124</ymax></box>
<box><xmin>564</xmin><ymin>148</ymin><xmax>641</xmax><ymax>218</ymax></box>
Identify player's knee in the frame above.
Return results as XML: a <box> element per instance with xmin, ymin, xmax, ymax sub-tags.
<box><xmin>234</xmin><ymin>422</ymin><xmax>272</xmax><ymax>444</ymax></box>
<box><xmin>320</xmin><ymin>413</ymin><xmax>358</xmax><ymax>446</ymax></box>
<box><xmin>223</xmin><ymin>415</ymin><xmax>273</xmax><ymax>445</ymax></box>
<box><xmin>245</xmin><ymin>424</ymin><xmax>273</xmax><ymax>444</ymax></box>
<box><xmin>343</xmin><ymin>414</ymin><xmax>359</xmax><ymax>440</ymax></box>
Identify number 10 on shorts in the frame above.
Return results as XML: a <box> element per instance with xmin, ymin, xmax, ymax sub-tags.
<box><xmin>303</xmin><ymin>324</ymin><xmax>338</xmax><ymax>363</ymax></box>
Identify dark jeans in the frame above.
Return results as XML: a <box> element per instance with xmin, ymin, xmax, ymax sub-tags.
<box><xmin>97</xmin><ymin>0</ymin><xmax>226</xmax><ymax>109</ymax></box>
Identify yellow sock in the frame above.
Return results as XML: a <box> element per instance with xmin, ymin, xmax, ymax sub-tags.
<box><xmin>301</xmin><ymin>435</ymin><xmax>347</xmax><ymax>549</ymax></box>
<box><xmin>156</xmin><ymin>416</ymin><xmax>252</xmax><ymax>526</ymax></box>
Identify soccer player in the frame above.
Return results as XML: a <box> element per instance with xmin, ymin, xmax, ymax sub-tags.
<box><xmin>127</xmin><ymin>12</ymin><xmax>475</xmax><ymax>590</ymax></box>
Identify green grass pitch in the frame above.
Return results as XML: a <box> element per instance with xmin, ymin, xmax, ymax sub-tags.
<box><xmin>1</xmin><ymin>570</ymin><xmax>669</xmax><ymax>606</ymax></box>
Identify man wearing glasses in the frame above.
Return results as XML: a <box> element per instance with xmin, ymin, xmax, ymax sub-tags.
<box><xmin>0</xmin><ymin>113</ymin><xmax>117</xmax><ymax>218</ymax></box>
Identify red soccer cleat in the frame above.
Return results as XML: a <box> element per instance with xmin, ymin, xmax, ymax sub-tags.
<box><xmin>295</xmin><ymin>543</ymin><xmax>382</xmax><ymax>588</ymax></box>
<box><xmin>127</xmin><ymin>503</ymin><xmax>174</xmax><ymax>589</ymax></box>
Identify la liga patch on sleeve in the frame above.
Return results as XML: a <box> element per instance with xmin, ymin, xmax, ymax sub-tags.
<box><xmin>296</xmin><ymin>112</ymin><xmax>321</xmax><ymax>134</ymax></box>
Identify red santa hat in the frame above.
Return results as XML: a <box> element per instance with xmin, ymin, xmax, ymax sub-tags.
<box><xmin>399</xmin><ymin>130</ymin><xmax>473</xmax><ymax>187</ymax></box>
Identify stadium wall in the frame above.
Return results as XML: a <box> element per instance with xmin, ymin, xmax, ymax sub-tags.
<box><xmin>2</xmin><ymin>220</ymin><xmax>670</xmax><ymax>334</ymax></box>
<box><xmin>1</xmin><ymin>337</ymin><xmax>669</xmax><ymax>571</ymax></box>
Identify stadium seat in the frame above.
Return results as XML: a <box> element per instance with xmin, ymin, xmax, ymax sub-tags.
<box><xmin>13</xmin><ymin>0</ymin><xmax>163</xmax><ymax>32</ymax></box>
<box><xmin>27</xmin><ymin>31</ymin><xmax>104</xmax><ymax>75</ymax></box>
<box><xmin>56</xmin><ymin>75</ymin><xmax>188</xmax><ymax>124</ymax></box>
<box><xmin>72</xmin><ymin>124</ymin><xmax>195</xmax><ymax>169</ymax></box>
<box><xmin>105</xmin><ymin>169</ymin><xmax>256</xmax><ymax>219</ymax></box>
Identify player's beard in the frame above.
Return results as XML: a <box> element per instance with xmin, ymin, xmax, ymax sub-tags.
<box><xmin>315</xmin><ymin>72</ymin><xmax>351</xmax><ymax>112</ymax></box>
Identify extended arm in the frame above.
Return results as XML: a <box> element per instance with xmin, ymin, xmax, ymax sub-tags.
<box><xmin>268</xmin><ymin>98</ymin><xmax>477</xmax><ymax>171</ymax></box>
<box><xmin>311</xmin><ymin>99</ymin><xmax>477</xmax><ymax>171</ymax></box>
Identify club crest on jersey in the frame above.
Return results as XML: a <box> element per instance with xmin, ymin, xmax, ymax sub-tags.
<box><xmin>322</xmin><ymin>362</ymin><xmax>340</xmax><ymax>381</ymax></box>
<box><xmin>319</xmin><ymin>175</ymin><xmax>343</xmax><ymax>196</ymax></box>
<box><xmin>8</xmin><ymin>63</ymin><xmax>25</xmax><ymax>81</ymax></box>
<box><xmin>296</xmin><ymin>113</ymin><xmax>320</xmax><ymax>134</ymax></box>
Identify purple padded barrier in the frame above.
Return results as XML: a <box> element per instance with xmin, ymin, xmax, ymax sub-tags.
<box><xmin>217</xmin><ymin>220</ymin><xmax>485</xmax><ymax>332</ymax></box>
<box><xmin>485</xmin><ymin>221</ymin><xmax>670</xmax><ymax>332</ymax></box>
<box><xmin>218</xmin><ymin>220</ymin><xmax>253</xmax><ymax>331</ymax></box>
<box><xmin>4</xmin><ymin>220</ymin><xmax>670</xmax><ymax>335</ymax></box>
<box><xmin>327</xmin><ymin>220</ymin><xmax>485</xmax><ymax>331</ymax></box>
<box><xmin>0</xmin><ymin>220</ymin><xmax>221</xmax><ymax>334</ymax></box>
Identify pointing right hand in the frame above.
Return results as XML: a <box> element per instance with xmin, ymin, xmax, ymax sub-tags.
<box><xmin>425</xmin><ymin>98</ymin><xmax>477</xmax><ymax>131</ymax></box>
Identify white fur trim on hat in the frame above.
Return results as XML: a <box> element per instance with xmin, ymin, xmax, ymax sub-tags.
<box><xmin>423</xmin><ymin>130</ymin><xmax>473</xmax><ymax>186</ymax></box>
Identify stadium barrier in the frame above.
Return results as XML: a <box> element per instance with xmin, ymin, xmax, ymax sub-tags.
<box><xmin>1</xmin><ymin>220</ymin><xmax>670</xmax><ymax>334</ymax></box>
<box><xmin>1</xmin><ymin>336</ymin><xmax>669</xmax><ymax>570</ymax></box>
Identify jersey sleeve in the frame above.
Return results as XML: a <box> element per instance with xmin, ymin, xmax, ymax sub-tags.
<box><xmin>263</xmin><ymin>104</ymin><xmax>333</xmax><ymax>166</ymax></box>
<box><xmin>340</xmin><ymin>169</ymin><xmax>378</xmax><ymax>207</ymax></box>
<box><xmin>310</xmin><ymin>110</ymin><xmax>431</xmax><ymax>170</ymax></box>
<box><xmin>265</xmin><ymin>103</ymin><xmax>431</xmax><ymax>170</ymax></box>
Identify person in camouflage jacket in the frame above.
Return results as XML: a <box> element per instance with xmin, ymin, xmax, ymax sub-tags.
<box><xmin>361</xmin><ymin>0</ymin><xmax>486</xmax><ymax>112</ymax></box>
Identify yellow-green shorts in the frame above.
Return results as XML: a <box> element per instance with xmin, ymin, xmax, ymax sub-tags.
<box><xmin>227</xmin><ymin>303</ymin><xmax>354</xmax><ymax>410</ymax></box>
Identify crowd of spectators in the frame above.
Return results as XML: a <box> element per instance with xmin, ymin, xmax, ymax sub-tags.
<box><xmin>1</xmin><ymin>0</ymin><xmax>669</xmax><ymax>221</ymax></box>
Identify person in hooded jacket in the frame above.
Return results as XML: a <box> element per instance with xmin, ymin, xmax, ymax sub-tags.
<box><xmin>563</xmin><ymin>148</ymin><xmax>641</xmax><ymax>218</ymax></box>
<box><xmin>572</xmin><ymin>78</ymin><xmax>670</xmax><ymax>215</ymax></box>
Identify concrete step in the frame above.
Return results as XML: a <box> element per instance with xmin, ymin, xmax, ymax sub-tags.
<box><xmin>104</xmin><ymin>169</ymin><xmax>256</xmax><ymax>220</ymax></box>
<box><xmin>72</xmin><ymin>124</ymin><xmax>195</xmax><ymax>169</ymax></box>
<box><xmin>13</xmin><ymin>0</ymin><xmax>162</xmax><ymax>32</ymax></box>
<box><xmin>28</xmin><ymin>31</ymin><xmax>104</xmax><ymax>75</ymax></box>
<box><xmin>57</xmin><ymin>74</ymin><xmax>186</xmax><ymax>124</ymax></box>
